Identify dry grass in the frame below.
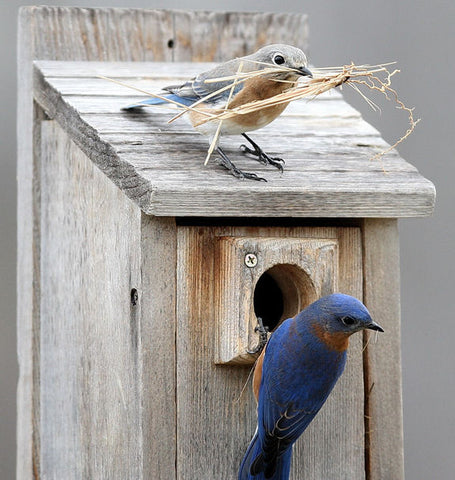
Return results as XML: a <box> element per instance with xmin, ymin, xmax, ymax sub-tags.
<box><xmin>189</xmin><ymin>62</ymin><xmax>419</xmax><ymax>165</ymax></box>
<box><xmin>106</xmin><ymin>61</ymin><xmax>419</xmax><ymax>166</ymax></box>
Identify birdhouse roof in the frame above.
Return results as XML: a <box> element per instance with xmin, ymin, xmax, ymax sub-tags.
<box><xmin>33</xmin><ymin>60</ymin><xmax>435</xmax><ymax>218</ymax></box>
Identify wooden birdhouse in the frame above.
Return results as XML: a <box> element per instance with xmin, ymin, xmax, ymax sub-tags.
<box><xmin>17</xmin><ymin>6</ymin><xmax>435</xmax><ymax>480</ymax></box>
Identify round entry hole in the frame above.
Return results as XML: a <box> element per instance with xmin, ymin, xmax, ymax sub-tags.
<box><xmin>253</xmin><ymin>273</ymin><xmax>284</xmax><ymax>331</ymax></box>
<box><xmin>253</xmin><ymin>264</ymin><xmax>316</xmax><ymax>331</ymax></box>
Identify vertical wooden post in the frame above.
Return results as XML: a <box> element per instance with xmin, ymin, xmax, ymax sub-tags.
<box><xmin>362</xmin><ymin>219</ymin><xmax>404</xmax><ymax>479</ymax></box>
<box><xmin>140</xmin><ymin>215</ymin><xmax>178</xmax><ymax>479</ymax></box>
<box><xmin>39</xmin><ymin>120</ymin><xmax>143</xmax><ymax>478</ymax></box>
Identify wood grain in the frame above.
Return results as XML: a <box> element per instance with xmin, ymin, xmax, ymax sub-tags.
<box><xmin>171</xmin><ymin>10</ymin><xmax>309</xmax><ymax>62</ymax></box>
<box><xmin>362</xmin><ymin>219</ymin><xmax>404</xmax><ymax>479</ymax></box>
<box><xmin>40</xmin><ymin>120</ymin><xmax>143</xmax><ymax>478</ymax></box>
<box><xmin>33</xmin><ymin>60</ymin><xmax>435</xmax><ymax>217</ymax></box>
<box><xmin>215</xmin><ymin>236</ymin><xmax>338</xmax><ymax>364</ymax></box>
<box><xmin>177</xmin><ymin>225</ymin><xmax>366</xmax><ymax>479</ymax></box>
<box><xmin>140</xmin><ymin>215</ymin><xmax>178</xmax><ymax>479</ymax></box>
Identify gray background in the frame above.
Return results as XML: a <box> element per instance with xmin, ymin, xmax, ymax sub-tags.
<box><xmin>1</xmin><ymin>1</ymin><xmax>453</xmax><ymax>478</ymax></box>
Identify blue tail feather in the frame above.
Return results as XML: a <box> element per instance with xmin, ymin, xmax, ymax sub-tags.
<box><xmin>122</xmin><ymin>94</ymin><xmax>196</xmax><ymax>110</ymax></box>
<box><xmin>239</xmin><ymin>433</ymin><xmax>293</xmax><ymax>480</ymax></box>
<box><xmin>239</xmin><ymin>432</ymin><xmax>259</xmax><ymax>480</ymax></box>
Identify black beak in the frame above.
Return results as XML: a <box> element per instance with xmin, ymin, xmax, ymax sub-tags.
<box><xmin>297</xmin><ymin>66</ymin><xmax>313</xmax><ymax>78</ymax></box>
<box><xmin>367</xmin><ymin>321</ymin><xmax>384</xmax><ymax>333</ymax></box>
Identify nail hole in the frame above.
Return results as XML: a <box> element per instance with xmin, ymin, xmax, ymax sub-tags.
<box><xmin>130</xmin><ymin>288</ymin><xmax>138</xmax><ymax>306</ymax></box>
<box><xmin>167</xmin><ymin>39</ymin><xmax>174</xmax><ymax>48</ymax></box>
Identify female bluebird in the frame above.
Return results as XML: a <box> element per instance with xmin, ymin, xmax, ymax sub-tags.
<box><xmin>239</xmin><ymin>293</ymin><xmax>383</xmax><ymax>480</ymax></box>
<box><xmin>123</xmin><ymin>44</ymin><xmax>312</xmax><ymax>181</ymax></box>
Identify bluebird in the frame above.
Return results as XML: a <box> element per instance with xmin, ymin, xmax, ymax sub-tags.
<box><xmin>239</xmin><ymin>293</ymin><xmax>383</xmax><ymax>480</ymax></box>
<box><xmin>122</xmin><ymin>44</ymin><xmax>312</xmax><ymax>181</ymax></box>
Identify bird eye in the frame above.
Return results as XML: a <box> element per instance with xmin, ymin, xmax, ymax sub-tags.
<box><xmin>341</xmin><ymin>316</ymin><xmax>357</xmax><ymax>327</ymax></box>
<box><xmin>273</xmin><ymin>54</ymin><xmax>285</xmax><ymax>65</ymax></box>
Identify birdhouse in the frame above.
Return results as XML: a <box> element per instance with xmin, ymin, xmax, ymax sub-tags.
<box><xmin>18</xmin><ymin>7</ymin><xmax>435</xmax><ymax>480</ymax></box>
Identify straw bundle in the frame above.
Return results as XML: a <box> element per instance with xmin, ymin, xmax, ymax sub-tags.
<box><xmin>185</xmin><ymin>62</ymin><xmax>419</xmax><ymax>164</ymax></box>
<box><xmin>109</xmin><ymin>61</ymin><xmax>419</xmax><ymax>166</ymax></box>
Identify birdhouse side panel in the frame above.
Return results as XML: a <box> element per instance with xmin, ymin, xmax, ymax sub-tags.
<box><xmin>39</xmin><ymin>120</ymin><xmax>143</xmax><ymax>478</ymax></box>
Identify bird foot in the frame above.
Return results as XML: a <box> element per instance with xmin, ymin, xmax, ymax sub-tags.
<box><xmin>247</xmin><ymin>317</ymin><xmax>269</xmax><ymax>354</ymax></box>
<box><xmin>240</xmin><ymin>133</ymin><xmax>285</xmax><ymax>172</ymax></box>
<box><xmin>240</xmin><ymin>144</ymin><xmax>285</xmax><ymax>172</ymax></box>
<box><xmin>216</xmin><ymin>148</ymin><xmax>267</xmax><ymax>182</ymax></box>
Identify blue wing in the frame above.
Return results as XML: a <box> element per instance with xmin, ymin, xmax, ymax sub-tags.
<box><xmin>253</xmin><ymin>397</ymin><xmax>319</xmax><ymax>477</ymax></box>
<box><xmin>123</xmin><ymin>58</ymin><xmax>249</xmax><ymax>111</ymax></box>
<box><xmin>122</xmin><ymin>93</ymin><xmax>198</xmax><ymax>110</ymax></box>
<box><xmin>247</xmin><ymin>317</ymin><xmax>346</xmax><ymax>478</ymax></box>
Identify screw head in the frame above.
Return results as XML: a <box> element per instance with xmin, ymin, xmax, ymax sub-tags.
<box><xmin>244</xmin><ymin>253</ymin><xmax>258</xmax><ymax>268</ymax></box>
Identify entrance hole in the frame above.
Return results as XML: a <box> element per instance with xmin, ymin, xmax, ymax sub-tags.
<box><xmin>253</xmin><ymin>264</ymin><xmax>316</xmax><ymax>331</ymax></box>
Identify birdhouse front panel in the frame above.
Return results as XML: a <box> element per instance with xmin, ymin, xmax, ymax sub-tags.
<box><xmin>176</xmin><ymin>224</ymin><xmax>366</xmax><ymax>479</ymax></box>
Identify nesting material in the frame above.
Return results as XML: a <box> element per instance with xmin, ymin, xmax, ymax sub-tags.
<box><xmin>187</xmin><ymin>62</ymin><xmax>419</xmax><ymax>165</ymax></box>
<box><xmin>109</xmin><ymin>61</ymin><xmax>419</xmax><ymax>166</ymax></box>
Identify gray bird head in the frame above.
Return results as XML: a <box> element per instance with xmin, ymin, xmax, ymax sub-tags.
<box><xmin>245</xmin><ymin>44</ymin><xmax>312</xmax><ymax>79</ymax></box>
<box><xmin>306</xmin><ymin>293</ymin><xmax>384</xmax><ymax>336</ymax></box>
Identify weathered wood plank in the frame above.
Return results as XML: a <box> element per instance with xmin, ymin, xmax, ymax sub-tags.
<box><xmin>171</xmin><ymin>10</ymin><xmax>308</xmax><ymax>62</ymax></box>
<box><xmin>100</xmin><ymin>148</ymin><xmax>408</xmax><ymax>174</ymax></box>
<box><xmin>176</xmin><ymin>226</ymin><xmax>365</xmax><ymax>479</ymax></box>
<box><xmin>139</xmin><ymin>215</ymin><xmax>177</xmax><ymax>479</ymax></box>
<box><xmin>104</xmin><ymin>133</ymin><xmax>390</xmax><ymax>157</ymax></box>
<box><xmin>26</xmin><ymin>6</ymin><xmax>175</xmax><ymax>62</ymax></box>
<box><xmin>151</xmin><ymin>188</ymin><xmax>433</xmax><ymax>217</ymax></box>
<box><xmin>76</xmin><ymin>113</ymin><xmax>377</xmax><ymax>137</ymax></box>
<box><xmin>33</xmin><ymin>60</ymin><xmax>209</xmax><ymax>77</ymax></box>
<box><xmin>176</xmin><ymin>226</ymin><xmax>253</xmax><ymax>480</ymax></box>
<box><xmin>33</xmin><ymin>62</ymin><xmax>435</xmax><ymax>218</ymax></box>
<box><xmin>362</xmin><ymin>219</ymin><xmax>404</xmax><ymax>479</ymax></box>
<box><xmin>17</xmin><ymin>10</ymin><xmax>45</xmax><ymax>478</ymax></box>
<box><xmin>44</xmin><ymin>94</ymin><xmax>354</xmax><ymax>117</ymax></box>
<box><xmin>293</xmin><ymin>226</ymin><xmax>364</xmax><ymax>479</ymax></box>
<box><xmin>31</xmin><ymin>102</ymin><xmax>45</xmax><ymax>480</ymax></box>
<box><xmin>81</xmin><ymin>140</ymin><xmax>416</xmax><ymax>178</ymax></box>
<box><xmin>40</xmin><ymin>120</ymin><xmax>143</xmax><ymax>478</ymax></box>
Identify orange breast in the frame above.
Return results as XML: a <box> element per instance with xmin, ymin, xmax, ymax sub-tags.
<box><xmin>227</xmin><ymin>76</ymin><xmax>296</xmax><ymax>129</ymax></box>
<box><xmin>187</xmin><ymin>76</ymin><xmax>297</xmax><ymax>136</ymax></box>
<box><xmin>252</xmin><ymin>347</ymin><xmax>266</xmax><ymax>403</ymax></box>
<box><xmin>311</xmin><ymin>323</ymin><xmax>350</xmax><ymax>352</ymax></box>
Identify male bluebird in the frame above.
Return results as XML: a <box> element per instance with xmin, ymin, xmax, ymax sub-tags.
<box><xmin>123</xmin><ymin>44</ymin><xmax>312</xmax><ymax>181</ymax></box>
<box><xmin>239</xmin><ymin>293</ymin><xmax>383</xmax><ymax>480</ymax></box>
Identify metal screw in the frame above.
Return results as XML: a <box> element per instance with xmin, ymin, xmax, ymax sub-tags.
<box><xmin>244</xmin><ymin>253</ymin><xmax>258</xmax><ymax>268</ymax></box>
